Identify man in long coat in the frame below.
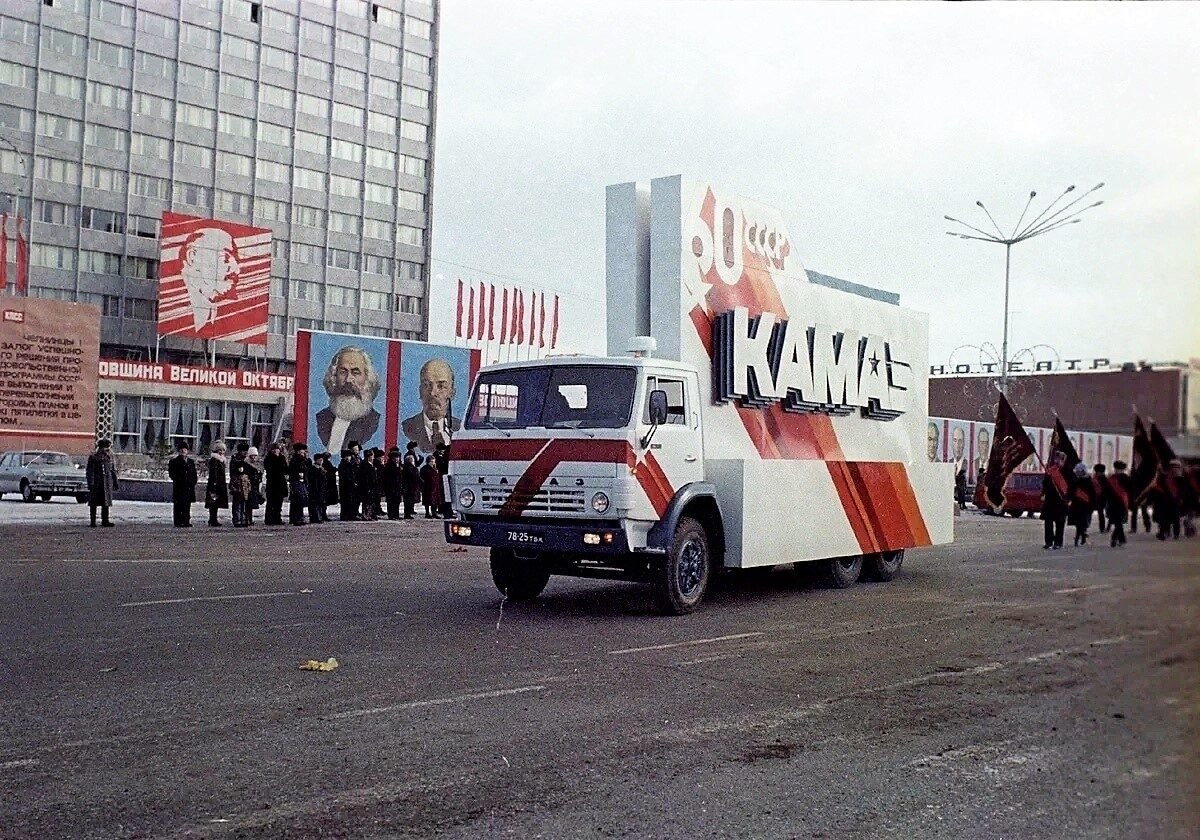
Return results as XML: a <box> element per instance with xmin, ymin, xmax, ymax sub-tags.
<box><xmin>338</xmin><ymin>446</ymin><xmax>360</xmax><ymax>521</ymax></box>
<box><xmin>262</xmin><ymin>441</ymin><xmax>289</xmax><ymax>526</ymax></box>
<box><xmin>86</xmin><ymin>438</ymin><xmax>119</xmax><ymax>527</ymax></box>
<box><xmin>167</xmin><ymin>442</ymin><xmax>198</xmax><ymax>527</ymax></box>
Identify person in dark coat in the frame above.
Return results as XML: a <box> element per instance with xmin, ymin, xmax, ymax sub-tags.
<box><xmin>205</xmin><ymin>441</ymin><xmax>229</xmax><ymax>527</ymax></box>
<box><xmin>243</xmin><ymin>446</ymin><xmax>263</xmax><ymax>527</ymax></box>
<box><xmin>320</xmin><ymin>452</ymin><xmax>338</xmax><ymax>519</ymax></box>
<box><xmin>1105</xmin><ymin>460</ymin><xmax>1131</xmax><ymax>548</ymax></box>
<box><xmin>338</xmin><ymin>445</ymin><xmax>360</xmax><ymax>521</ymax></box>
<box><xmin>383</xmin><ymin>447</ymin><xmax>404</xmax><ymax>520</ymax></box>
<box><xmin>86</xmin><ymin>438</ymin><xmax>119</xmax><ymax>527</ymax></box>
<box><xmin>288</xmin><ymin>442</ymin><xmax>311</xmax><ymax>525</ymax></box>
<box><xmin>373</xmin><ymin>448</ymin><xmax>386</xmax><ymax>518</ymax></box>
<box><xmin>434</xmin><ymin>442</ymin><xmax>453</xmax><ymax>517</ymax></box>
<box><xmin>229</xmin><ymin>443</ymin><xmax>253</xmax><ymax>527</ymax></box>
<box><xmin>262</xmin><ymin>441</ymin><xmax>289</xmax><ymax>526</ymax></box>
<box><xmin>357</xmin><ymin>448</ymin><xmax>379</xmax><ymax>521</ymax></box>
<box><xmin>1040</xmin><ymin>452</ymin><xmax>1068</xmax><ymax>550</ymax></box>
<box><xmin>167</xmin><ymin>442</ymin><xmax>198</xmax><ymax>527</ymax></box>
<box><xmin>1090</xmin><ymin>464</ymin><xmax>1110</xmax><ymax>533</ymax></box>
<box><xmin>402</xmin><ymin>443</ymin><xmax>422</xmax><ymax>519</ymax></box>
<box><xmin>954</xmin><ymin>460</ymin><xmax>967</xmax><ymax>510</ymax></box>
<box><xmin>1068</xmin><ymin>462</ymin><xmax>1094</xmax><ymax>546</ymax></box>
<box><xmin>420</xmin><ymin>454</ymin><xmax>443</xmax><ymax>518</ymax></box>
<box><xmin>307</xmin><ymin>452</ymin><xmax>328</xmax><ymax>523</ymax></box>
<box><xmin>1153</xmin><ymin>462</ymin><xmax>1181</xmax><ymax>541</ymax></box>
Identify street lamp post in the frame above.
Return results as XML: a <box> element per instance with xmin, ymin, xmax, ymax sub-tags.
<box><xmin>945</xmin><ymin>183</ymin><xmax>1104</xmax><ymax>396</ymax></box>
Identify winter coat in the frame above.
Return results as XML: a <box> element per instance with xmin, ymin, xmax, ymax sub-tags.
<box><xmin>402</xmin><ymin>453</ymin><xmax>422</xmax><ymax>503</ymax></box>
<box><xmin>263</xmin><ymin>453</ymin><xmax>289</xmax><ymax>497</ymax></box>
<box><xmin>337</xmin><ymin>455</ymin><xmax>359</xmax><ymax>502</ymax></box>
<box><xmin>1041</xmin><ymin>471</ymin><xmax>1067</xmax><ymax>519</ymax></box>
<box><xmin>357</xmin><ymin>459</ymin><xmax>379</xmax><ymax>501</ymax></box>
<box><xmin>86</xmin><ymin>451</ymin><xmax>119</xmax><ymax>507</ymax></box>
<box><xmin>288</xmin><ymin>455</ymin><xmax>311</xmax><ymax>503</ymax></box>
<box><xmin>307</xmin><ymin>461</ymin><xmax>326</xmax><ymax>504</ymax></box>
<box><xmin>228</xmin><ymin>456</ymin><xmax>252</xmax><ymax>501</ymax></box>
<box><xmin>420</xmin><ymin>463</ymin><xmax>443</xmax><ymax>507</ymax></box>
<box><xmin>1067</xmin><ymin>475</ymin><xmax>1094</xmax><ymax>527</ymax></box>
<box><xmin>1105</xmin><ymin>472</ymin><xmax>1131</xmax><ymax>520</ymax></box>
<box><xmin>167</xmin><ymin>455</ymin><xmax>198</xmax><ymax>504</ymax></box>
<box><xmin>322</xmin><ymin>459</ymin><xmax>339</xmax><ymax>505</ymax></box>
<box><xmin>206</xmin><ymin>455</ymin><xmax>229</xmax><ymax>509</ymax></box>
<box><xmin>383</xmin><ymin>459</ymin><xmax>404</xmax><ymax>501</ymax></box>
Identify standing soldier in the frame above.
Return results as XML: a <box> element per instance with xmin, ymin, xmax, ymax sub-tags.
<box><xmin>307</xmin><ymin>452</ymin><xmax>328</xmax><ymax>524</ymax></box>
<box><xmin>1091</xmin><ymin>464</ymin><xmax>1109</xmax><ymax>534</ymax></box>
<box><xmin>320</xmin><ymin>451</ymin><xmax>338</xmax><ymax>522</ymax></box>
<box><xmin>1040</xmin><ymin>452</ymin><xmax>1068</xmax><ymax>550</ymax></box>
<box><xmin>288</xmin><ymin>442</ymin><xmax>311</xmax><ymax>526</ymax></box>
<box><xmin>1068</xmin><ymin>462</ymin><xmax>1094</xmax><ymax>546</ymax></box>
<box><xmin>167</xmin><ymin>442</ymin><xmax>198</xmax><ymax>527</ymax></box>
<box><xmin>205</xmin><ymin>441</ymin><xmax>229</xmax><ymax>527</ymax></box>
<box><xmin>86</xmin><ymin>438</ymin><xmax>119</xmax><ymax>528</ymax></box>
<box><xmin>1105</xmin><ymin>460</ymin><xmax>1131</xmax><ymax>548</ymax></box>
<box><xmin>262</xmin><ymin>441</ymin><xmax>289</xmax><ymax>526</ymax></box>
<box><xmin>338</xmin><ymin>444</ymin><xmax>360</xmax><ymax>521</ymax></box>
<box><xmin>383</xmin><ymin>447</ymin><xmax>404</xmax><ymax>520</ymax></box>
<box><xmin>402</xmin><ymin>442</ymin><xmax>422</xmax><ymax>519</ymax></box>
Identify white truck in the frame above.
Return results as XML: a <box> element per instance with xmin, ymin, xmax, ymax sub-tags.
<box><xmin>445</xmin><ymin>177</ymin><xmax>953</xmax><ymax>613</ymax></box>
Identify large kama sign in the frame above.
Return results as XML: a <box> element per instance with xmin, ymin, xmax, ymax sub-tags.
<box><xmin>0</xmin><ymin>297</ymin><xmax>100</xmax><ymax>453</ymax></box>
<box><xmin>157</xmin><ymin>212</ymin><xmax>272</xmax><ymax>345</ymax></box>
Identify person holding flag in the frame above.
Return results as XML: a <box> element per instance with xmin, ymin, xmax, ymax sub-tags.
<box><xmin>1104</xmin><ymin>460</ymin><xmax>1132</xmax><ymax>548</ymax></box>
<box><xmin>1128</xmin><ymin>415</ymin><xmax>1157</xmax><ymax>534</ymax></box>
<box><xmin>982</xmin><ymin>391</ymin><xmax>1035</xmax><ymax>514</ymax></box>
<box><xmin>1068</xmin><ymin>462</ymin><xmax>1096</xmax><ymax>546</ymax></box>
<box><xmin>1040</xmin><ymin>419</ymin><xmax>1079</xmax><ymax>550</ymax></box>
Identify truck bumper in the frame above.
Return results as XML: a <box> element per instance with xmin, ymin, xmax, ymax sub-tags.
<box><xmin>444</xmin><ymin>517</ymin><xmax>630</xmax><ymax>555</ymax></box>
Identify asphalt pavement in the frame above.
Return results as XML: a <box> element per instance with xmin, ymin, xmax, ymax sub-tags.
<box><xmin>1</xmin><ymin>502</ymin><xmax>1197</xmax><ymax>839</ymax></box>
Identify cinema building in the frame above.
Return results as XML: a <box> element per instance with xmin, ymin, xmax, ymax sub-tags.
<box><xmin>0</xmin><ymin>0</ymin><xmax>439</xmax><ymax>457</ymax></box>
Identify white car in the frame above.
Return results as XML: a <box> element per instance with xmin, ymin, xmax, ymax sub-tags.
<box><xmin>0</xmin><ymin>450</ymin><xmax>89</xmax><ymax>503</ymax></box>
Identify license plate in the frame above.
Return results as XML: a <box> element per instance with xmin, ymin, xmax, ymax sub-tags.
<box><xmin>506</xmin><ymin>530</ymin><xmax>545</xmax><ymax>545</ymax></box>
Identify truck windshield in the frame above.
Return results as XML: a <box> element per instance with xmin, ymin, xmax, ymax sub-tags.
<box><xmin>467</xmin><ymin>365</ymin><xmax>638</xmax><ymax>430</ymax></box>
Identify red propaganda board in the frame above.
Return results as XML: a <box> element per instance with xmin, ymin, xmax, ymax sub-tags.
<box><xmin>157</xmin><ymin>212</ymin><xmax>272</xmax><ymax>345</ymax></box>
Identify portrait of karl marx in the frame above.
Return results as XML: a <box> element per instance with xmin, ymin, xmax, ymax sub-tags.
<box><xmin>316</xmin><ymin>346</ymin><xmax>381</xmax><ymax>453</ymax></box>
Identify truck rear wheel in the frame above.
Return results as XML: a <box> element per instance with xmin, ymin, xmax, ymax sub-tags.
<box><xmin>653</xmin><ymin>516</ymin><xmax>710</xmax><ymax>615</ymax></box>
<box><xmin>821</xmin><ymin>554</ymin><xmax>863</xmax><ymax>589</ymax></box>
<box><xmin>863</xmin><ymin>549</ymin><xmax>904</xmax><ymax>582</ymax></box>
<box><xmin>489</xmin><ymin>548</ymin><xmax>551</xmax><ymax>601</ymax></box>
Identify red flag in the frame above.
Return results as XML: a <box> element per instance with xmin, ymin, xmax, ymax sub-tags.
<box><xmin>538</xmin><ymin>292</ymin><xmax>546</xmax><ymax>348</ymax></box>
<box><xmin>500</xmin><ymin>287</ymin><xmax>510</xmax><ymax>344</ymax></box>
<box><xmin>487</xmin><ymin>282</ymin><xmax>496</xmax><ymax>341</ymax></box>
<box><xmin>455</xmin><ymin>279</ymin><xmax>464</xmax><ymax>338</ymax></box>
<box><xmin>1149</xmin><ymin>421</ymin><xmax>1177</xmax><ymax>465</ymax></box>
<box><xmin>527</xmin><ymin>290</ymin><xmax>537</xmax><ymax>347</ymax></box>
<box><xmin>477</xmin><ymin>281</ymin><xmax>487</xmax><ymax>341</ymax></box>
<box><xmin>550</xmin><ymin>294</ymin><xmax>560</xmax><ymax>349</ymax></box>
<box><xmin>15</xmin><ymin>213</ymin><xmax>28</xmax><ymax>294</ymax></box>
<box><xmin>0</xmin><ymin>212</ymin><xmax>8</xmax><ymax>292</ymax></box>
<box><xmin>466</xmin><ymin>283</ymin><xmax>476</xmax><ymax>339</ymax></box>
<box><xmin>1129</xmin><ymin>415</ymin><xmax>1157</xmax><ymax>504</ymax></box>
<box><xmin>514</xmin><ymin>289</ymin><xmax>524</xmax><ymax>344</ymax></box>
<box><xmin>982</xmin><ymin>392</ymin><xmax>1035</xmax><ymax>512</ymax></box>
<box><xmin>1045</xmin><ymin>417</ymin><xmax>1080</xmax><ymax>500</ymax></box>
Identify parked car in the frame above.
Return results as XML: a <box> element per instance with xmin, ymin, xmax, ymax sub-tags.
<box><xmin>0</xmin><ymin>450</ymin><xmax>89</xmax><ymax>503</ymax></box>
<box><xmin>973</xmin><ymin>471</ymin><xmax>1044</xmax><ymax>517</ymax></box>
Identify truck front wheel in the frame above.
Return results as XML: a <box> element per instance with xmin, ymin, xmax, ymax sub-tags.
<box><xmin>489</xmin><ymin>548</ymin><xmax>551</xmax><ymax>601</ymax></box>
<box><xmin>653</xmin><ymin>516</ymin><xmax>711</xmax><ymax>615</ymax></box>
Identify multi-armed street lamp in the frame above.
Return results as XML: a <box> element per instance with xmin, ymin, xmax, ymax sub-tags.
<box><xmin>945</xmin><ymin>182</ymin><xmax>1104</xmax><ymax>395</ymax></box>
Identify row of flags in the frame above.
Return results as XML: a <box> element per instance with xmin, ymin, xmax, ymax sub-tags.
<box><xmin>0</xmin><ymin>212</ymin><xmax>30</xmax><ymax>294</ymax></box>
<box><xmin>983</xmin><ymin>391</ymin><xmax>1180</xmax><ymax>512</ymax></box>
<box><xmin>454</xmin><ymin>279</ymin><xmax>560</xmax><ymax>349</ymax></box>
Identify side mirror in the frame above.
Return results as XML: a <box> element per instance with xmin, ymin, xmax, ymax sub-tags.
<box><xmin>648</xmin><ymin>390</ymin><xmax>668</xmax><ymax>426</ymax></box>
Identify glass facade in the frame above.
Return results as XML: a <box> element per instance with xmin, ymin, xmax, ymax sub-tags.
<box><xmin>0</xmin><ymin>0</ymin><xmax>438</xmax><ymax>367</ymax></box>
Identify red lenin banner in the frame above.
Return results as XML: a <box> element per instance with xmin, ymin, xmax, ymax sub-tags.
<box><xmin>1045</xmin><ymin>417</ymin><xmax>1081</xmax><ymax>500</ymax></box>
<box><xmin>157</xmin><ymin>212</ymin><xmax>271</xmax><ymax>344</ymax></box>
<box><xmin>983</xmin><ymin>392</ymin><xmax>1036</xmax><ymax>512</ymax></box>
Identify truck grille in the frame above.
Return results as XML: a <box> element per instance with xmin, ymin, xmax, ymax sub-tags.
<box><xmin>478</xmin><ymin>487</ymin><xmax>586</xmax><ymax>514</ymax></box>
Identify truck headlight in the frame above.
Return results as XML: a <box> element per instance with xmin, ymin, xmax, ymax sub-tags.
<box><xmin>591</xmin><ymin>492</ymin><xmax>610</xmax><ymax>514</ymax></box>
<box><xmin>457</xmin><ymin>488</ymin><xmax>476</xmax><ymax>509</ymax></box>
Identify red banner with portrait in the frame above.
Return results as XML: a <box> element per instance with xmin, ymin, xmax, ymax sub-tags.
<box><xmin>157</xmin><ymin>212</ymin><xmax>272</xmax><ymax>345</ymax></box>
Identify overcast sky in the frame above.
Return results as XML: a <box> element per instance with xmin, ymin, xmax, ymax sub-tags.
<box><xmin>428</xmin><ymin>1</ymin><xmax>1199</xmax><ymax>368</ymax></box>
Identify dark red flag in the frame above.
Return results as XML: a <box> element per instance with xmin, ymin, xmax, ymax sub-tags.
<box><xmin>15</xmin><ymin>213</ymin><xmax>28</xmax><ymax>293</ymax></box>
<box><xmin>0</xmin><ymin>212</ymin><xmax>7</xmax><ymax>292</ymax></box>
<box><xmin>500</xmin><ymin>287</ymin><xmax>509</xmax><ymax>344</ymax></box>
<box><xmin>1129</xmin><ymin>415</ymin><xmax>1157</xmax><ymax>504</ymax></box>
<box><xmin>487</xmin><ymin>283</ymin><xmax>496</xmax><ymax>341</ymax></box>
<box><xmin>550</xmin><ymin>294</ymin><xmax>560</xmax><ymax>349</ymax></box>
<box><xmin>455</xmin><ymin>278</ymin><xmax>464</xmax><ymax>338</ymax></box>
<box><xmin>538</xmin><ymin>292</ymin><xmax>546</xmax><ymax>348</ymax></box>
<box><xmin>983</xmin><ymin>392</ymin><xmax>1036</xmax><ymax>512</ymax></box>
<box><xmin>1045</xmin><ymin>417</ymin><xmax>1080</xmax><ymax>501</ymax></box>
<box><xmin>1149</xmin><ymin>422</ymin><xmax>1177</xmax><ymax>464</ymax></box>
<box><xmin>466</xmin><ymin>283</ymin><xmax>476</xmax><ymax>339</ymax></box>
<box><xmin>514</xmin><ymin>289</ymin><xmax>524</xmax><ymax>344</ymax></box>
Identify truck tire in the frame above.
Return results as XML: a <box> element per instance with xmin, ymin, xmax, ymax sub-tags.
<box><xmin>821</xmin><ymin>554</ymin><xmax>863</xmax><ymax>589</ymax></box>
<box><xmin>653</xmin><ymin>516</ymin><xmax>710</xmax><ymax>615</ymax></box>
<box><xmin>863</xmin><ymin>549</ymin><xmax>904</xmax><ymax>582</ymax></box>
<box><xmin>489</xmin><ymin>548</ymin><xmax>551</xmax><ymax>601</ymax></box>
<box><xmin>20</xmin><ymin>482</ymin><xmax>36</xmax><ymax>503</ymax></box>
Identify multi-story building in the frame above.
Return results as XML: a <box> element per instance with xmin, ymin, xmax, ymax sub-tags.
<box><xmin>0</xmin><ymin>0</ymin><xmax>439</xmax><ymax>457</ymax></box>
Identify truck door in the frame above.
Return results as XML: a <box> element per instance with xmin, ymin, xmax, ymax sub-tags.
<box><xmin>638</xmin><ymin>372</ymin><xmax>704</xmax><ymax>506</ymax></box>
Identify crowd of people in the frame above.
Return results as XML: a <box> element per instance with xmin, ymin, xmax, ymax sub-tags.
<box><xmin>162</xmin><ymin>438</ymin><xmax>452</xmax><ymax>528</ymax></box>
<box><xmin>1039</xmin><ymin>455</ymin><xmax>1198</xmax><ymax>550</ymax></box>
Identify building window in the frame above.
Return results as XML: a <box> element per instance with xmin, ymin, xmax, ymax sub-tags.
<box><xmin>173</xmin><ymin>182</ymin><xmax>212</xmax><ymax>209</ymax></box>
<box><xmin>335</xmin><ymin>66</ymin><xmax>366</xmax><ymax>91</ymax></box>
<box><xmin>295</xmin><ymin>130</ymin><xmax>327</xmax><ymax>156</ymax></box>
<box><xmin>331</xmin><ymin>138</ymin><xmax>363</xmax><ymax>163</ymax></box>
<box><xmin>363</xmin><ymin>255</ymin><xmax>392</xmax><ymax>276</ymax></box>
<box><xmin>341</xmin><ymin>0</ymin><xmax>369</xmax><ymax>18</ymax></box>
<box><xmin>41</xmin><ymin>28</ymin><xmax>87</xmax><ymax>57</ymax></box>
<box><xmin>290</xmin><ymin>242</ymin><xmax>325</xmax><ymax>264</ymax></box>
<box><xmin>133</xmin><ymin>132</ymin><xmax>172</xmax><ymax>161</ymax></box>
<box><xmin>365</xmin><ymin>183</ymin><xmax>394</xmax><ymax>205</ymax></box>
<box><xmin>291</xmin><ymin>278</ymin><xmax>324</xmax><ymax>302</ymax></box>
<box><xmin>406</xmin><ymin>16</ymin><xmax>432</xmax><ymax>40</ymax></box>
<box><xmin>260</xmin><ymin>84</ymin><xmax>294</xmax><ymax>110</ymax></box>
<box><xmin>402</xmin><ymin>155</ymin><xmax>427</xmax><ymax>178</ymax></box>
<box><xmin>229</xmin><ymin>0</ymin><xmax>261</xmax><ymax>24</ymax></box>
<box><xmin>398</xmin><ymin>260</ymin><xmax>422</xmax><ymax>281</ymax></box>
<box><xmin>86</xmin><ymin>79</ymin><xmax>129</xmax><ymax>110</ymax></box>
<box><xmin>257</xmin><ymin>122</ymin><xmax>292</xmax><ymax>148</ymax></box>
<box><xmin>293</xmin><ymin>167</ymin><xmax>326</xmax><ymax>192</ymax></box>
<box><xmin>83</xmin><ymin>164</ymin><xmax>127</xmax><ymax>192</ymax></box>
<box><xmin>255</xmin><ymin>160</ymin><xmax>289</xmax><ymax>184</ymax></box>
<box><xmin>133</xmin><ymin>92</ymin><xmax>174</xmax><ymax>121</ymax></box>
<box><xmin>371</xmin><ymin>41</ymin><xmax>400</xmax><ymax>65</ymax></box>
<box><xmin>175</xmin><ymin>141</ymin><xmax>213</xmax><ymax>168</ymax></box>
<box><xmin>80</xmin><ymin>206</ymin><xmax>126</xmax><ymax>233</ymax></box>
<box><xmin>178</xmin><ymin>63</ymin><xmax>217</xmax><ymax>89</ymax></box>
<box><xmin>264</xmin><ymin>8</ymin><xmax>296</xmax><ymax>33</ymax></box>
<box><xmin>397</xmin><ymin>189</ymin><xmax>425</xmax><ymax>212</ymax></box>
<box><xmin>402</xmin><ymin>85</ymin><xmax>430</xmax><ymax>109</ymax></box>
<box><xmin>363</xmin><ymin>218</ymin><xmax>393</xmax><ymax>241</ymax></box>
<box><xmin>398</xmin><ymin>294</ymin><xmax>422</xmax><ymax>315</ymax></box>
<box><xmin>136</xmin><ymin>10</ymin><xmax>176</xmax><ymax>40</ymax></box>
<box><xmin>292</xmin><ymin>204</ymin><xmax>326</xmax><ymax>228</ymax></box>
<box><xmin>123</xmin><ymin>297</ymin><xmax>157</xmax><ymax>320</ymax></box>
<box><xmin>329</xmin><ymin>175</ymin><xmax>361</xmax><ymax>199</ymax></box>
<box><xmin>296</xmin><ymin>93</ymin><xmax>329</xmax><ymax>119</ymax></box>
<box><xmin>328</xmin><ymin>211</ymin><xmax>361</xmax><ymax>236</ymax></box>
<box><xmin>326</xmin><ymin>248</ymin><xmax>360</xmax><ymax>271</ymax></box>
<box><xmin>300</xmin><ymin>19</ymin><xmax>332</xmax><ymax>44</ymax></box>
<box><xmin>400</xmin><ymin>119</ymin><xmax>427</xmax><ymax>143</ymax></box>
<box><xmin>30</xmin><ymin>244</ymin><xmax>78</xmax><ymax>270</ymax></box>
<box><xmin>220</xmin><ymin>74</ymin><xmax>256</xmax><ymax>101</ymax></box>
<box><xmin>339</xmin><ymin>31</ymin><xmax>367</xmax><ymax>55</ymax></box>
<box><xmin>218</xmin><ymin>111</ymin><xmax>254</xmax><ymax>139</ymax></box>
<box><xmin>367</xmin><ymin>111</ymin><xmax>393</xmax><ymax>134</ymax></box>
<box><xmin>0</xmin><ymin>61</ymin><xmax>35</xmax><ymax>88</ymax></box>
<box><xmin>214</xmin><ymin>190</ymin><xmax>252</xmax><ymax>215</ymax></box>
<box><xmin>135</xmin><ymin>51</ymin><xmax>176</xmax><ymax>83</ymax></box>
<box><xmin>254</xmin><ymin>196</ymin><xmax>289</xmax><ymax>222</ymax></box>
<box><xmin>300</xmin><ymin>57</ymin><xmax>331</xmax><ymax>83</ymax></box>
<box><xmin>333</xmin><ymin>102</ymin><xmax>364</xmax><ymax>128</ymax></box>
<box><xmin>403</xmin><ymin>52</ymin><xmax>430</xmax><ymax>74</ymax></box>
<box><xmin>361</xmin><ymin>290</ymin><xmax>391</xmax><ymax>311</ymax></box>
<box><xmin>218</xmin><ymin>151</ymin><xmax>253</xmax><ymax>178</ymax></box>
<box><xmin>79</xmin><ymin>250</ymin><xmax>123</xmax><ymax>275</ymax></box>
<box><xmin>126</xmin><ymin>257</ymin><xmax>159</xmax><ymax>280</ymax></box>
<box><xmin>373</xmin><ymin>4</ymin><xmax>403</xmax><ymax>28</ymax></box>
<box><xmin>0</xmin><ymin>18</ymin><xmax>37</xmax><ymax>46</ymax></box>
<box><xmin>131</xmin><ymin>173</ymin><xmax>170</xmax><ymax>200</ymax></box>
<box><xmin>92</xmin><ymin>0</ymin><xmax>134</xmax><ymax>27</ymax></box>
<box><xmin>182</xmin><ymin>22</ymin><xmax>218</xmax><ymax>51</ymax></box>
<box><xmin>261</xmin><ymin>45</ymin><xmax>296</xmax><ymax>73</ymax></box>
<box><xmin>268</xmin><ymin>314</ymin><xmax>286</xmax><ymax>336</ymax></box>
<box><xmin>0</xmin><ymin>103</ymin><xmax>32</xmax><ymax>134</ymax></box>
<box><xmin>40</xmin><ymin>114</ymin><xmax>84</xmax><ymax>143</ymax></box>
<box><xmin>129</xmin><ymin>215</ymin><xmax>160</xmax><ymax>238</ymax></box>
<box><xmin>370</xmin><ymin>76</ymin><xmax>399</xmax><ymax>101</ymax></box>
<box><xmin>366</xmin><ymin>146</ymin><xmax>395</xmax><ymax>170</ymax></box>
<box><xmin>397</xmin><ymin>225</ymin><xmax>424</xmax><ymax>247</ymax></box>
<box><xmin>90</xmin><ymin>41</ymin><xmax>132</xmax><ymax>69</ymax></box>
<box><xmin>327</xmin><ymin>285</ymin><xmax>358</xmax><ymax>307</ymax></box>
<box><xmin>34</xmin><ymin>199</ymin><xmax>78</xmax><ymax>227</ymax></box>
<box><xmin>223</xmin><ymin>36</ymin><xmax>259</xmax><ymax>64</ymax></box>
<box><xmin>40</xmin><ymin>69</ymin><xmax>85</xmax><ymax>100</ymax></box>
